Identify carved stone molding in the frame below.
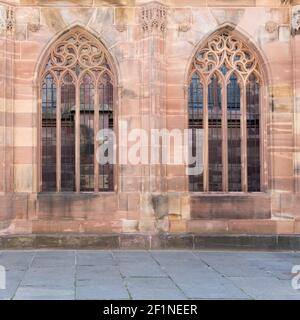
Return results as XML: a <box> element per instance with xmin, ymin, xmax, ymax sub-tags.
<box><xmin>171</xmin><ymin>8</ymin><xmax>191</xmax><ymax>33</ymax></box>
<box><xmin>140</xmin><ymin>1</ymin><xmax>168</xmax><ymax>34</ymax></box>
<box><xmin>281</xmin><ymin>0</ymin><xmax>290</xmax><ymax>5</ymax></box>
<box><xmin>6</xmin><ymin>6</ymin><xmax>15</xmax><ymax>32</ymax></box>
<box><xmin>0</xmin><ymin>6</ymin><xmax>15</xmax><ymax>32</ymax></box>
<box><xmin>27</xmin><ymin>22</ymin><xmax>40</xmax><ymax>33</ymax></box>
<box><xmin>292</xmin><ymin>6</ymin><xmax>300</xmax><ymax>35</ymax></box>
<box><xmin>265</xmin><ymin>21</ymin><xmax>278</xmax><ymax>33</ymax></box>
<box><xmin>178</xmin><ymin>22</ymin><xmax>190</xmax><ymax>32</ymax></box>
<box><xmin>25</xmin><ymin>9</ymin><xmax>41</xmax><ymax>33</ymax></box>
<box><xmin>0</xmin><ymin>7</ymin><xmax>5</xmax><ymax>30</ymax></box>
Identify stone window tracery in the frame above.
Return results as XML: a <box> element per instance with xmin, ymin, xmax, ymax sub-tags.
<box><xmin>188</xmin><ymin>30</ymin><xmax>262</xmax><ymax>192</ymax></box>
<box><xmin>40</xmin><ymin>27</ymin><xmax>114</xmax><ymax>192</ymax></box>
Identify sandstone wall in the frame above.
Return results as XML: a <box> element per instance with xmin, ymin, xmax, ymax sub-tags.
<box><xmin>0</xmin><ymin>0</ymin><xmax>300</xmax><ymax>236</ymax></box>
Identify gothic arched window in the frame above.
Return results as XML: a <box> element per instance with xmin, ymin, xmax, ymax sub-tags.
<box><xmin>40</xmin><ymin>28</ymin><xmax>115</xmax><ymax>192</ymax></box>
<box><xmin>188</xmin><ymin>30</ymin><xmax>263</xmax><ymax>192</ymax></box>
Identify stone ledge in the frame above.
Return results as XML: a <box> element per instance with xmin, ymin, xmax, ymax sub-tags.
<box><xmin>0</xmin><ymin>233</ymin><xmax>300</xmax><ymax>250</ymax></box>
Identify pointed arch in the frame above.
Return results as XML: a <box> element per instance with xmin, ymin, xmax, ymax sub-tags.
<box><xmin>36</xmin><ymin>25</ymin><xmax>119</xmax><ymax>86</ymax></box>
<box><xmin>38</xmin><ymin>26</ymin><xmax>117</xmax><ymax>192</ymax></box>
<box><xmin>187</xmin><ymin>25</ymin><xmax>267</xmax><ymax>193</ymax></box>
<box><xmin>185</xmin><ymin>24</ymin><xmax>269</xmax><ymax>87</ymax></box>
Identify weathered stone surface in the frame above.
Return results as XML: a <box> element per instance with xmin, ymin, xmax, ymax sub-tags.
<box><xmin>3</xmin><ymin>235</ymin><xmax>35</xmax><ymax>249</ymax></box>
<box><xmin>190</xmin><ymin>194</ymin><xmax>271</xmax><ymax>219</ymax></box>
<box><xmin>151</xmin><ymin>194</ymin><xmax>168</xmax><ymax>219</ymax></box>
<box><xmin>277</xmin><ymin>234</ymin><xmax>300</xmax><ymax>250</ymax></box>
<box><xmin>210</xmin><ymin>8</ymin><xmax>245</xmax><ymax>25</ymax></box>
<box><xmin>114</xmin><ymin>7</ymin><xmax>136</xmax><ymax>26</ymax></box>
<box><xmin>119</xmin><ymin>233</ymin><xmax>150</xmax><ymax>249</ymax></box>
<box><xmin>122</xmin><ymin>219</ymin><xmax>139</xmax><ymax>232</ymax></box>
<box><xmin>0</xmin><ymin>233</ymin><xmax>300</xmax><ymax>249</ymax></box>
<box><xmin>1</xmin><ymin>0</ymin><xmax>300</xmax><ymax>241</ymax></box>
<box><xmin>40</xmin><ymin>8</ymin><xmax>67</xmax><ymax>33</ymax></box>
<box><xmin>159</xmin><ymin>233</ymin><xmax>194</xmax><ymax>249</ymax></box>
<box><xmin>194</xmin><ymin>235</ymin><xmax>277</xmax><ymax>250</ymax></box>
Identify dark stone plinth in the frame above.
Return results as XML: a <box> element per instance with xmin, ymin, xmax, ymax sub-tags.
<box><xmin>0</xmin><ymin>233</ymin><xmax>300</xmax><ymax>250</ymax></box>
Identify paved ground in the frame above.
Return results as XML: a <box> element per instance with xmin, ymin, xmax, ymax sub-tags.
<box><xmin>0</xmin><ymin>250</ymin><xmax>300</xmax><ymax>300</ymax></box>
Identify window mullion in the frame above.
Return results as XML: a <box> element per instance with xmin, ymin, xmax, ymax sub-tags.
<box><xmin>203</xmin><ymin>81</ymin><xmax>209</xmax><ymax>192</ymax></box>
<box><xmin>75</xmin><ymin>81</ymin><xmax>80</xmax><ymax>192</ymax></box>
<box><xmin>241</xmin><ymin>83</ymin><xmax>248</xmax><ymax>192</ymax></box>
<box><xmin>260</xmin><ymin>85</ymin><xmax>265</xmax><ymax>192</ymax></box>
<box><xmin>222</xmin><ymin>82</ymin><xmax>228</xmax><ymax>192</ymax></box>
<box><xmin>56</xmin><ymin>85</ymin><xmax>61</xmax><ymax>192</ymax></box>
<box><xmin>94</xmin><ymin>85</ymin><xmax>99</xmax><ymax>192</ymax></box>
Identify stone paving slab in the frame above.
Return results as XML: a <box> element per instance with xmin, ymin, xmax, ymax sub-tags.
<box><xmin>76</xmin><ymin>265</ymin><xmax>121</xmax><ymax>281</ymax></box>
<box><xmin>32</xmin><ymin>251</ymin><xmax>75</xmax><ymax>268</ymax></box>
<box><xmin>76</xmin><ymin>251</ymin><xmax>115</xmax><ymax>266</ymax></box>
<box><xmin>0</xmin><ymin>250</ymin><xmax>299</xmax><ymax>300</ymax></box>
<box><xmin>0</xmin><ymin>270</ymin><xmax>25</xmax><ymax>300</ymax></box>
<box><xmin>14</xmin><ymin>287</ymin><xmax>75</xmax><ymax>300</ymax></box>
<box><xmin>21</xmin><ymin>267</ymin><xmax>75</xmax><ymax>288</ymax></box>
<box><xmin>195</xmin><ymin>252</ymin><xmax>275</xmax><ymax>278</ymax></box>
<box><xmin>114</xmin><ymin>251</ymin><xmax>167</xmax><ymax>278</ymax></box>
<box><xmin>125</xmin><ymin>277</ymin><xmax>186</xmax><ymax>300</ymax></box>
<box><xmin>228</xmin><ymin>277</ymin><xmax>300</xmax><ymax>300</ymax></box>
<box><xmin>76</xmin><ymin>284</ymin><xmax>129</xmax><ymax>300</ymax></box>
<box><xmin>0</xmin><ymin>251</ymin><xmax>35</xmax><ymax>271</ymax></box>
<box><xmin>174</xmin><ymin>274</ymin><xmax>250</xmax><ymax>299</ymax></box>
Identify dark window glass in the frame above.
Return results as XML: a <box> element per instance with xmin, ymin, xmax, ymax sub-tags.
<box><xmin>80</xmin><ymin>74</ymin><xmax>95</xmax><ymax>191</ymax></box>
<box><xmin>188</xmin><ymin>73</ymin><xmax>204</xmax><ymax>191</ymax></box>
<box><xmin>208</xmin><ymin>74</ymin><xmax>222</xmax><ymax>191</ymax></box>
<box><xmin>42</xmin><ymin>74</ymin><xmax>56</xmax><ymax>192</ymax></box>
<box><xmin>227</xmin><ymin>73</ymin><xmax>241</xmax><ymax>191</ymax></box>
<box><xmin>98</xmin><ymin>75</ymin><xmax>114</xmax><ymax>191</ymax></box>
<box><xmin>247</xmin><ymin>74</ymin><xmax>260</xmax><ymax>191</ymax></box>
<box><xmin>61</xmin><ymin>73</ymin><xmax>75</xmax><ymax>191</ymax></box>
